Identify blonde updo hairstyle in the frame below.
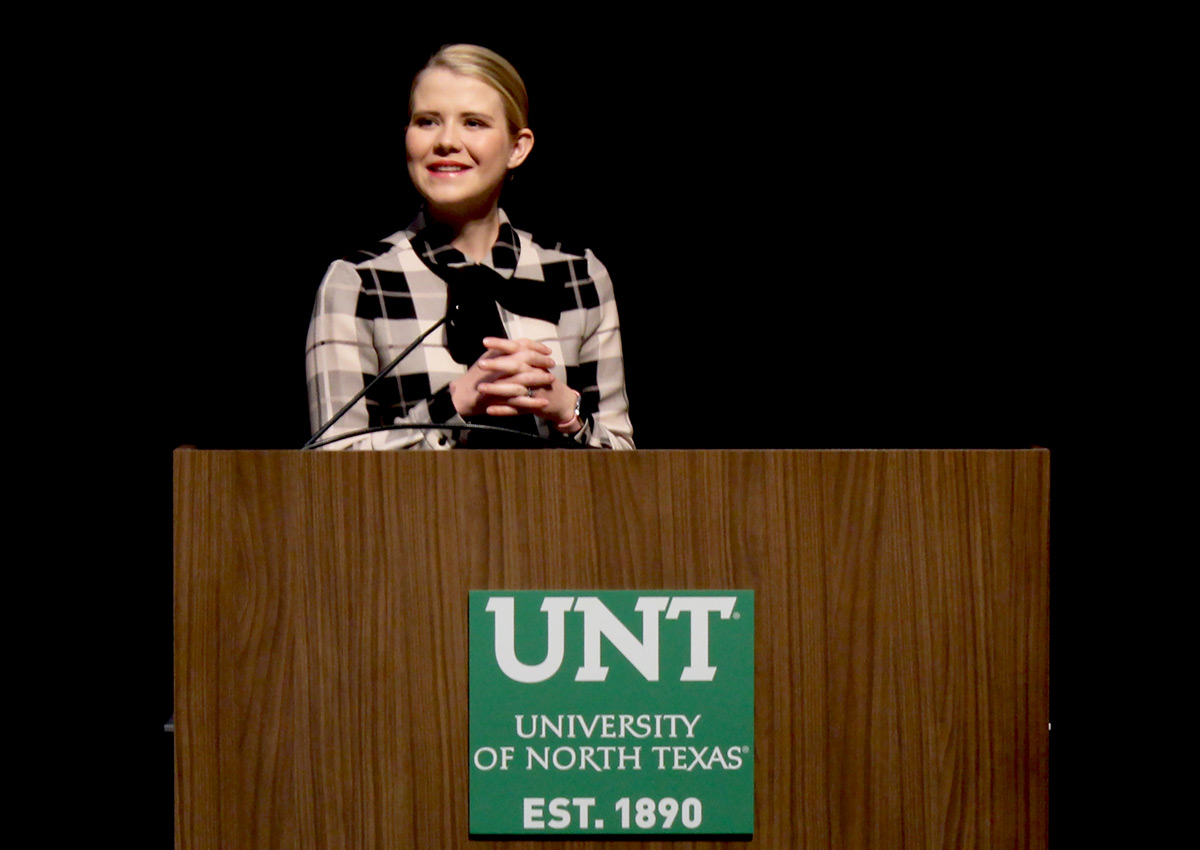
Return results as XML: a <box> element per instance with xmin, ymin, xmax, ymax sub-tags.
<box><xmin>410</xmin><ymin>44</ymin><xmax>530</xmax><ymax>137</ymax></box>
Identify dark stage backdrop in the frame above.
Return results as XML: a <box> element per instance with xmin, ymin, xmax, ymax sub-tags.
<box><xmin>133</xmin><ymin>21</ymin><xmax>1085</xmax><ymax>847</ymax></box>
<box><xmin>157</xmin><ymin>26</ymin><xmax>1073</xmax><ymax>453</ymax></box>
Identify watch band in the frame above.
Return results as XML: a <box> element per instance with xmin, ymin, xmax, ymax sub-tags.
<box><xmin>554</xmin><ymin>390</ymin><xmax>583</xmax><ymax>434</ymax></box>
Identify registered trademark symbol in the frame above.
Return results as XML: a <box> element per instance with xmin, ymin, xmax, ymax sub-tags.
<box><xmin>733</xmin><ymin>612</ymin><xmax>741</xmax><ymax>619</ymax></box>
<box><xmin>742</xmin><ymin>745</ymin><xmax>750</xmax><ymax>753</ymax></box>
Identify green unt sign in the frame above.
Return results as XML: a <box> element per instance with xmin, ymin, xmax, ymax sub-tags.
<box><xmin>468</xmin><ymin>590</ymin><xmax>754</xmax><ymax>837</ymax></box>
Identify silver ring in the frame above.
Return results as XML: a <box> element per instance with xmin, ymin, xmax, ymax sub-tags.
<box><xmin>527</xmin><ymin>388</ymin><xmax>535</xmax><ymax>398</ymax></box>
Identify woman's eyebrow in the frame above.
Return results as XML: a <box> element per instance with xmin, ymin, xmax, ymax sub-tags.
<box><xmin>411</xmin><ymin>109</ymin><xmax>496</xmax><ymax>120</ymax></box>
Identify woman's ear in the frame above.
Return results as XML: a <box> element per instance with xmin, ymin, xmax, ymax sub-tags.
<box><xmin>508</xmin><ymin>128</ymin><xmax>534</xmax><ymax>169</ymax></box>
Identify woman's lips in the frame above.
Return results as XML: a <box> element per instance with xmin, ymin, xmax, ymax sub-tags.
<box><xmin>428</xmin><ymin>161</ymin><xmax>471</xmax><ymax>177</ymax></box>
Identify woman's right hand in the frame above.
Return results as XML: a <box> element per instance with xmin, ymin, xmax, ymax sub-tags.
<box><xmin>449</xmin><ymin>337</ymin><xmax>556</xmax><ymax>417</ymax></box>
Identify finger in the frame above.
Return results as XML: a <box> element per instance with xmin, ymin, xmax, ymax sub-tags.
<box><xmin>481</xmin><ymin>351</ymin><xmax>556</xmax><ymax>372</ymax></box>
<box><xmin>480</xmin><ymin>337</ymin><xmax>521</xmax><ymax>354</ymax></box>
<box><xmin>481</xmin><ymin>353</ymin><xmax>556</xmax><ymax>374</ymax></box>
<box><xmin>478</xmin><ymin>373</ymin><xmax>554</xmax><ymax>394</ymax></box>
<box><xmin>483</xmin><ymin>337</ymin><xmax>552</xmax><ymax>356</ymax></box>
<box><xmin>478</xmin><ymin>381</ymin><xmax>538</xmax><ymax>398</ymax></box>
<box><xmin>480</xmin><ymin>392</ymin><xmax>551</xmax><ymax>412</ymax></box>
<box><xmin>484</xmin><ymin>397</ymin><xmax>549</xmax><ymax>415</ymax></box>
<box><xmin>512</xmin><ymin>338</ymin><xmax>553</xmax><ymax>355</ymax></box>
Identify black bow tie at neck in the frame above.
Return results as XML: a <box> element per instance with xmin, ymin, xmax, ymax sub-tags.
<box><xmin>441</xmin><ymin>263</ymin><xmax>563</xmax><ymax>365</ymax></box>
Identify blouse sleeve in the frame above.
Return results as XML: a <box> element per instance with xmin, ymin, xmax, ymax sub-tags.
<box><xmin>305</xmin><ymin>260</ymin><xmax>466</xmax><ymax>450</ymax></box>
<box><xmin>566</xmin><ymin>250</ymin><xmax>634</xmax><ymax>450</ymax></box>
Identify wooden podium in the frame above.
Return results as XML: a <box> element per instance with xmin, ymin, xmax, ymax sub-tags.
<box><xmin>174</xmin><ymin>449</ymin><xmax>1048</xmax><ymax>849</ymax></box>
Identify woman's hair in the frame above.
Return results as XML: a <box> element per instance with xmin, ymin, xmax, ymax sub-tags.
<box><xmin>410</xmin><ymin>44</ymin><xmax>530</xmax><ymax>135</ymax></box>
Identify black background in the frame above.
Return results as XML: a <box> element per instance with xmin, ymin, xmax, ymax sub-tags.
<box><xmin>157</xmin><ymin>26</ymin><xmax>1076</xmax><ymax>453</ymax></box>
<box><xmin>99</xmin><ymin>17</ymin><xmax>1098</xmax><ymax>845</ymax></box>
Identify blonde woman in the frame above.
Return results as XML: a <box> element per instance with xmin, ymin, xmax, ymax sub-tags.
<box><xmin>306</xmin><ymin>45</ymin><xmax>632</xmax><ymax>450</ymax></box>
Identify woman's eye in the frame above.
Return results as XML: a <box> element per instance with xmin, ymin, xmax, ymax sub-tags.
<box><xmin>413</xmin><ymin>117</ymin><xmax>435</xmax><ymax>127</ymax></box>
<box><xmin>465</xmin><ymin>119</ymin><xmax>486</xmax><ymax>128</ymax></box>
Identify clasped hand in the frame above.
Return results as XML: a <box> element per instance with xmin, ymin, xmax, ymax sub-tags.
<box><xmin>450</xmin><ymin>337</ymin><xmax>579</xmax><ymax>430</ymax></box>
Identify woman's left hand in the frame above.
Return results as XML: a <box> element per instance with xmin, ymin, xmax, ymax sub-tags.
<box><xmin>476</xmin><ymin>337</ymin><xmax>581</xmax><ymax>433</ymax></box>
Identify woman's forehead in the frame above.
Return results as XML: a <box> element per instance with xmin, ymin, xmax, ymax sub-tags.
<box><xmin>411</xmin><ymin>68</ymin><xmax>504</xmax><ymax>115</ymax></box>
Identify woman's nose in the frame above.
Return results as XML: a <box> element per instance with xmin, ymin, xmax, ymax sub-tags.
<box><xmin>434</xmin><ymin>123</ymin><xmax>461</xmax><ymax>153</ymax></box>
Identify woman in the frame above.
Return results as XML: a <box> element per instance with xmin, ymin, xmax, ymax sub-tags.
<box><xmin>305</xmin><ymin>45</ymin><xmax>633</xmax><ymax>450</ymax></box>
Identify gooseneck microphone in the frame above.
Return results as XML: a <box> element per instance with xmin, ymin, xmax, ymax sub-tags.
<box><xmin>303</xmin><ymin>317</ymin><xmax>446</xmax><ymax>449</ymax></box>
<box><xmin>303</xmin><ymin>319</ymin><xmax>581</xmax><ymax>450</ymax></box>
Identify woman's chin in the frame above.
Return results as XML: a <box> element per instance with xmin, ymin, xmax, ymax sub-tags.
<box><xmin>423</xmin><ymin>192</ymin><xmax>500</xmax><ymax>224</ymax></box>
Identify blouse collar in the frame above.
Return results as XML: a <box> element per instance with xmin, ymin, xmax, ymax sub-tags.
<box><xmin>410</xmin><ymin>209</ymin><xmax>520</xmax><ymax>280</ymax></box>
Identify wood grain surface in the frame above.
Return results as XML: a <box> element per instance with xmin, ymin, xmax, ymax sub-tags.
<box><xmin>175</xmin><ymin>449</ymin><xmax>1048</xmax><ymax>849</ymax></box>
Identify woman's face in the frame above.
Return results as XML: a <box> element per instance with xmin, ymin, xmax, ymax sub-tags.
<box><xmin>406</xmin><ymin>68</ymin><xmax>532</xmax><ymax>220</ymax></box>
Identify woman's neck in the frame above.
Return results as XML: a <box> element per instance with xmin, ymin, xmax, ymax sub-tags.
<box><xmin>431</xmin><ymin>206</ymin><xmax>501</xmax><ymax>263</ymax></box>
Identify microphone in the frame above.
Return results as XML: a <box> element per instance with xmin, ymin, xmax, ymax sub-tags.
<box><xmin>304</xmin><ymin>318</ymin><xmax>587</xmax><ymax>450</ymax></box>
<box><xmin>304</xmin><ymin>317</ymin><xmax>446</xmax><ymax>449</ymax></box>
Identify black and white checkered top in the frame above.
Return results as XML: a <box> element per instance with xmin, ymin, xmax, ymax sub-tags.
<box><xmin>306</xmin><ymin>210</ymin><xmax>633</xmax><ymax>449</ymax></box>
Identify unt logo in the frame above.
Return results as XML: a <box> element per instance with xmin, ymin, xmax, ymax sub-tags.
<box><xmin>485</xmin><ymin>596</ymin><xmax>737</xmax><ymax>684</ymax></box>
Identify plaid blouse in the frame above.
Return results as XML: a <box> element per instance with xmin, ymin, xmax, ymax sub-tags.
<box><xmin>305</xmin><ymin>210</ymin><xmax>633</xmax><ymax>450</ymax></box>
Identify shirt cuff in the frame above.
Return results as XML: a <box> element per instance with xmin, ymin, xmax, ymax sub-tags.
<box><xmin>428</xmin><ymin>385</ymin><xmax>460</xmax><ymax>424</ymax></box>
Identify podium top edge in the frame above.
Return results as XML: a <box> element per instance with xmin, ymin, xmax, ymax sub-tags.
<box><xmin>172</xmin><ymin>447</ymin><xmax>1050</xmax><ymax>455</ymax></box>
